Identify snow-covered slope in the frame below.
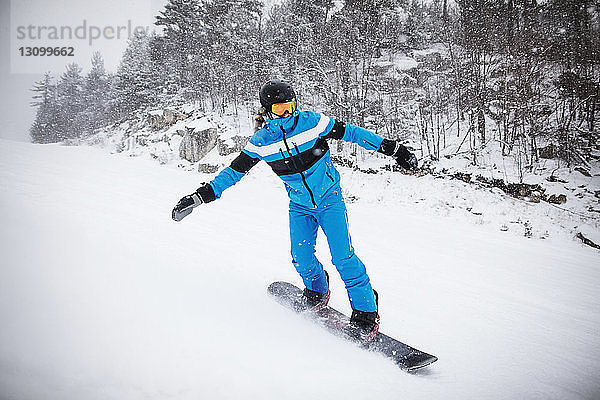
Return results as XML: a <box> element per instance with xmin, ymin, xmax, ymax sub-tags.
<box><xmin>82</xmin><ymin>104</ymin><xmax>600</xmax><ymax>246</ymax></box>
<box><xmin>1</xmin><ymin>139</ymin><xmax>599</xmax><ymax>400</ymax></box>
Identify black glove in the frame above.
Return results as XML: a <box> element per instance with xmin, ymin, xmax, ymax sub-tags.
<box><xmin>395</xmin><ymin>145</ymin><xmax>418</xmax><ymax>170</ymax></box>
<box><xmin>172</xmin><ymin>184</ymin><xmax>216</xmax><ymax>222</ymax></box>
<box><xmin>378</xmin><ymin>139</ymin><xmax>418</xmax><ymax>170</ymax></box>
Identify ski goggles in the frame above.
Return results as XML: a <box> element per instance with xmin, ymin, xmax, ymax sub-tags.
<box><xmin>270</xmin><ymin>100</ymin><xmax>297</xmax><ymax>117</ymax></box>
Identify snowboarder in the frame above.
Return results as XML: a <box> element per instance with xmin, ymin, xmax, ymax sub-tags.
<box><xmin>172</xmin><ymin>79</ymin><xmax>418</xmax><ymax>342</ymax></box>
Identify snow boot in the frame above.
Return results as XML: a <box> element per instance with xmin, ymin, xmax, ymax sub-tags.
<box><xmin>302</xmin><ymin>271</ymin><xmax>330</xmax><ymax>311</ymax></box>
<box><xmin>346</xmin><ymin>290</ymin><xmax>380</xmax><ymax>343</ymax></box>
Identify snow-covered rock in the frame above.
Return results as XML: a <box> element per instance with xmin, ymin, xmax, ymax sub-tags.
<box><xmin>85</xmin><ymin>105</ymin><xmax>250</xmax><ymax>172</ymax></box>
<box><xmin>179</xmin><ymin>127</ymin><xmax>218</xmax><ymax>163</ymax></box>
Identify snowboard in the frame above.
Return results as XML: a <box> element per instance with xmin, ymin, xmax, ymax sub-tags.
<box><xmin>268</xmin><ymin>281</ymin><xmax>438</xmax><ymax>372</ymax></box>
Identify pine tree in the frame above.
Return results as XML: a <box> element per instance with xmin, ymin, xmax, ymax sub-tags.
<box><xmin>113</xmin><ymin>30</ymin><xmax>156</xmax><ymax>117</ymax></box>
<box><xmin>77</xmin><ymin>52</ymin><xmax>112</xmax><ymax>134</ymax></box>
<box><xmin>30</xmin><ymin>72</ymin><xmax>55</xmax><ymax>110</ymax></box>
<box><xmin>155</xmin><ymin>0</ymin><xmax>204</xmax><ymax>94</ymax></box>
<box><xmin>202</xmin><ymin>0</ymin><xmax>264</xmax><ymax>110</ymax></box>
<box><xmin>56</xmin><ymin>63</ymin><xmax>85</xmax><ymax>140</ymax></box>
<box><xmin>154</xmin><ymin>0</ymin><xmax>265</xmax><ymax>110</ymax></box>
<box><xmin>30</xmin><ymin>73</ymin><xmax>62</xmax><ymax>143</ymax></box>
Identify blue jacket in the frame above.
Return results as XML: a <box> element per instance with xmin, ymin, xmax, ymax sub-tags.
<box><xmin>209</xmin><ymin>110</ymin><xmax>385</xmax><ymax>208</ymax></box>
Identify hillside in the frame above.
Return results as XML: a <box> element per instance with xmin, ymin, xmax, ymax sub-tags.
<box><xmin>1</xmin><ymin>138</ymin><xmax>599</xmax><ymax>399</ymax></box>
<box><xmin>84</xmin><ymin>105</ymin><xmax>600</xmax><ymax>247</ymax></box>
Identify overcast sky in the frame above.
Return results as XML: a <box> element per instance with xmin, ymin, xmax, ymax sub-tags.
<box><xmin>0</xmin><ymin>0</ymin><xmax>165</xmax><ymax>142</ymax></box>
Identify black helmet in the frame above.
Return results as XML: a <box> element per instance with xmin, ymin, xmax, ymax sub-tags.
<box><xmin>259</xmin><ymin>80</ymin><xmax>296</xmax><ymax>112</ymax></box>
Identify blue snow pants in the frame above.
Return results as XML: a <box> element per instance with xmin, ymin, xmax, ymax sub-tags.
<box><xmin>288</xmin><ymin>190</ymin><xmax>377</xmax><ymax>313</ymax></box>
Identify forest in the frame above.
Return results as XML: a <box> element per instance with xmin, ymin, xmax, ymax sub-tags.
<box><xmin>29</xmin><ymin>0</ymin><xmax>600</xmax><ymax>175</ymax></box>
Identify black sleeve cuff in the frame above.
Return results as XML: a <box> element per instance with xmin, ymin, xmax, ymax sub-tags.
<box><xmin>378</xmin><ymin>139</ymin><xmax>397</xmax><ymax>156</ymax></box>
<box><xmin>196</xmin><ymin>183</ymin><xmax>216</xmax><ymax>203</ymax></box>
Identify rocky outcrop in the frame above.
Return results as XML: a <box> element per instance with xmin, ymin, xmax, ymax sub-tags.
<box><xmin>198</xmin><ymin>163</ymin><xmax>219</xmax><ymax>173</ymax></box>
<box><xmin>147</xmin><ymin>109</ymin><xmax>188</xmax><ymax>130</ymax></box>
<box><xmin>217</xmin><ymin>135</ymin><xmax>247</xmax><ymax>156</ymax></box>
<box><xmin>179</xmin><ymin>127</ymin><xmax>218</xmax><ymax>163</ymax></box>
<box><xmin>89</xmin><ymin>105</ymin><xmax>251</xmax><ymax>173</ymax></box>
<box><xmin>547</xmin><ymin>194</ymin><xmax>567</xmax><ymax>204</ymax></box>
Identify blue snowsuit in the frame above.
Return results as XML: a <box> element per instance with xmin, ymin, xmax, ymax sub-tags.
<box><xmin>208</xmin><ymin>110</ymin><xmax>384</xmax><ymax>312</ymax></box>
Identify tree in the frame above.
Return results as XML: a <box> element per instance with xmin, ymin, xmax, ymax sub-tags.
<box><xmin>30</xmin><ymin>73</ymin><xmax>61</xmax><ymax>143</ymax></box>
<box><xmin>55</xmin><ymin>63</ymin><xmax>85</xmax><ymax>140</ymax></box>
<box><xmin>321</xmin><ymin>0</ymin><xmax>395</xmax><ymax>124</ymax></box>
<box><xmin>77</xmin><ymin>52</ymin><xmax>112</xmax><ymax>133</ymax></box>
<box><xmin>155</xmin><ymin>0</ymin><xmax>205</xmax><ymax>96</ymax></box>
<box><xmin>201</xmin><ymin>0</ymin><xmax>264</xmax><ymax>111</ymax></box>
<box><xmin>544</xmin><ymin>0</ymin><xmax>600</xmax><ymax>163</ymax></box>
<box><xmin>155</xmin><ymin>0</ymin><xmax>265</xmax><ymax>111</ymax></box>
<box><xmin>113</xmin><ymin>30</ymin><xmax>157</xmax><ymax>117</ymax></box>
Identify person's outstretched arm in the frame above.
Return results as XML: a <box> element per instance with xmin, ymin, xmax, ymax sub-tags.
<box><xmin>322</xmin><ymin>119</ymin><xmax>418</xmax><ymax>170</ymax></box>
<box><xmin>172</xmin><ymin>151</ymin><xmax>260</xmax><ymax>221</ymax></box>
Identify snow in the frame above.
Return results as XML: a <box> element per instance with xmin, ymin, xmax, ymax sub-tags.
<box><xmin>375</xmin><ymin>54</ymin><xmax>419</xmax><ymax>70</ymax></box>
<box><xmin>1</xmin><ymin>138</ymin><xmax>600</xmax><ymax>400</ymax></box>
<box><xmin>85</xmin><ymin>104</ymin><xmax>600</xmax><ymax>243</ymax></box>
